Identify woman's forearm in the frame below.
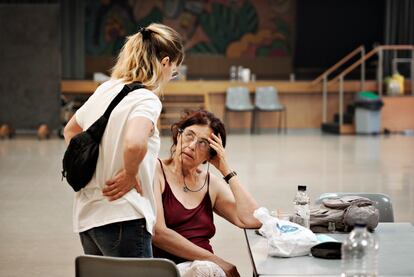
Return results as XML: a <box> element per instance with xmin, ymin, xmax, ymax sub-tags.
<box><xmin>123</xmin><ymin>141</ymin><xmax>147</xmax><ymax>176</ymax></box>
<box><xmin>153</xmin><ymin>227</ymin><xmax>215</xmax><ymax>261</ymax></box>
<box><xmin>227</xmin><ymin>175</ymin><xmax>261</xmax><ymax>228</ymax></box>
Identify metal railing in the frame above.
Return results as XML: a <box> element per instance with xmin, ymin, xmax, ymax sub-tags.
<box><xmin>311</xmin><ymin>45</ymin><xmax>366</xmax><ymax>123</ymax></box>
<box><xmin>330</xmin><ymin>45</ymin><xmax>414</xmax><ymax>126</ymax></box>
<box><xmin>314</xmin><ymin>45</ymin><xmax>414</xmax><ymax>127</ymax></box>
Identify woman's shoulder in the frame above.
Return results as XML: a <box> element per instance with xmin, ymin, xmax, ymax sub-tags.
<box><xmin>128</xmin><ymin>85</ymin><xmax>159</xmax><ymax>99</ymax></box>
<box><xmin>96</xmin><ymin>79</ymin><xmax>123</xmax><ymax>93</ymax></box>
<box><xmin>154</xmin><ymin>158</ymin><xmax>164</xmax><ymax>177</ymax></box>
<box><xmin>97</xmin><ymin>79</ymin><xmax>157</xmax><ymax>99</ymax></box>
<box><xmin>154</xmin><ymin>158</ymin><xmax>170</xmax><ymax>189</ymax></box>
<box><xmin>208</xmin><ymin>171</ymin><xmax>225</xmax><ymax>187</ymax></box>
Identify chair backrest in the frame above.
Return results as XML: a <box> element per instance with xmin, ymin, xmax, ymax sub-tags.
<box><xmin>225</xmin><ymin>86</ymin><xmax>254</xmax><ymax>110</ymax></box>
<box><xmin>75</xmin><ymin>255</ymin><xmax>180</xmax><ymax>277</ymax></box>
<box><xmin>315</xmin><ymin>192</ymin><xmax>394</xmax><ymax>222</ymax></box>
<box><xmin>255</xmin><ymin>86</ymin><xmax>283</xmax><ymax>110</ymax></box>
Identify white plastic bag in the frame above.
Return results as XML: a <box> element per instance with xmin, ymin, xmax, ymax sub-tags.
<box><xmin>254</xmin><ymin>207</ymin><xmax>319</xmax><ymax>257</ymax></box>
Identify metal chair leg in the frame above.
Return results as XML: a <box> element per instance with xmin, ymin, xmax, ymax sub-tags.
<box><xmin>250</xmin><ymin>110</ymin><xmax>256</xmax><ymax>134</ymax></box>
<box><xmin>278</xmin><ymin>110</ymin><xmax>282</xmax><ymax>133</ymax></box>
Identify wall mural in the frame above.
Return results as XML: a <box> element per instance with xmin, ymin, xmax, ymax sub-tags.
<box><xmin>85</xmin><ymin>0</ymin><xmax>294</xmax><ymax>58</ymax></box>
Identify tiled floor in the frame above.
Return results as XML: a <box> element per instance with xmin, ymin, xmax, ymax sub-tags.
<box><xmin>1</xmin><ymin>130</ymin><xmax>413</xmax><ymax>277</ymax></box>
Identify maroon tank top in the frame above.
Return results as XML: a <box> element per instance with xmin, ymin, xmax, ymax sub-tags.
<box><xmin>152</xmin><ymin>159</ymin><xmax>216</xmax><ymax>264</ymax></box>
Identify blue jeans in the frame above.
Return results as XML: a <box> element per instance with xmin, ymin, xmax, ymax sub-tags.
<box><xmin>79</xmin><ymin>218</ymin><xmax>152</xmax><ymax>258</ymax></box>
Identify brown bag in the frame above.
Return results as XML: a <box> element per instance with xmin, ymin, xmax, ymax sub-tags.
<box><xmin>310</xmin><ymin>196</ymin><xmax>379</xmax><ymax>233</ymax></box>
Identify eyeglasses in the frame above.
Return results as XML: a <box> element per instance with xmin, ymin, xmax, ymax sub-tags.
<box><xmin>180</xmin><ymin>129</ymin><xmax>210</xmax><ymax>152</ymax></box>
<box><xmin>171</xmin><ymin>70</ymin><xmax>179</xmax><ymax>80</ymax></box>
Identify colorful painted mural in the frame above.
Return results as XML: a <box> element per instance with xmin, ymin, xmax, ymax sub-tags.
<box><xmin>85</xmin><ymin>0</ymin><xmax>294</xmax><ymax>58</ymax></box>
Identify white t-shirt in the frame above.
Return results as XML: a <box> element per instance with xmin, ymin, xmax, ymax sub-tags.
<box><xmin>73</xmin><ymin>79</ymin><xmax>162</xmax><ymax>235</ymax></box>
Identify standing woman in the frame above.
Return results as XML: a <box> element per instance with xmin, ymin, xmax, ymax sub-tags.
<box><xmin>63</xmin><ymin>23</ymin><xmax>184</xmax><ymax>258</ymax></box>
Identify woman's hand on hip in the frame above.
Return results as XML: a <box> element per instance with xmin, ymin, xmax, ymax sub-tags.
<box><xmin>102</xmin><ymin>169</ymin><xmax>142</xmax><ymax>201</ymax></box>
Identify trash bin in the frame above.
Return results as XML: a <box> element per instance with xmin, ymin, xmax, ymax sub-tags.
<box><xmin>354</xmin><ymin>91</ymin><xmax>384</xmax><ymax>134</ymax></box>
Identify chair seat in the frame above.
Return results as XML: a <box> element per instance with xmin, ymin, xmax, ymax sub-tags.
<box><xmin>226</xmin><ymin>104</ymin><xmax>255</xmax><ymax>111</ymax></box>
<box><xmin>256</xmin><ymin>104</ymin><xmax>285</xmax><ymax>111</ymax></box>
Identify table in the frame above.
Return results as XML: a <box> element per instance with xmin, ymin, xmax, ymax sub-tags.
<box><xmin>244</xmin><ymin>223</ymin><xmax>414</xmax><ymax>276</ymax></box>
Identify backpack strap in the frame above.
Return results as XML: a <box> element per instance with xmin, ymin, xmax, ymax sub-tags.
<box><xmin>102</xmin><ymin>82</ymin><xmax>144</xmax><ymax>119</ymax></box>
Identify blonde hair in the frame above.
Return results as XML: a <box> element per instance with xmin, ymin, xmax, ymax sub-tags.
<box><xmin>111</xmin><ymin>23</ymin><xmax>184</xmax><ymax>93</ymax></box>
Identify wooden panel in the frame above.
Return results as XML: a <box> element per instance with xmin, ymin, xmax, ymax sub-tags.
<box><xmin>61</xmin><ymin>80</ymin><xmax>380</xmax><ymax>95</ymax></box>
<box><xmin>60</xmin><ymin>79</ymin><xmax>379</xmax><ymax>129</ymax></box>
<box><xmin>61</xmin><ymin>80</ymin><xmax>99</xmax><ymax>93</ymax></box>
<box><xmin>381</xmin><ymin>96</ymin><xmax>414</xmax><ymax>131</ymax></box>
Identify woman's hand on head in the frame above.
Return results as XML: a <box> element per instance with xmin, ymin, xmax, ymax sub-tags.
<box><xmin>208</xmin><ymin>133</ymin><xmax>230</xmax><ymax>175</ymax></box>
<box><xmin>102</xmin><ymin>169</ymin><xmax>142</xmax><ymax>201</ymax></box>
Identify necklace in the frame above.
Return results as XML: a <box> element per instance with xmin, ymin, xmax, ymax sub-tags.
<box><xmin>182</xmin><ymin>163</ymin><xmax>209</xmax><ymax>193</ymax></box>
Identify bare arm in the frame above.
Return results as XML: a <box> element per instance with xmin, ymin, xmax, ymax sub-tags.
<box><xmin>63</xmin><ymin>115</ymin><xmax>83</xmax><ymax>145</ymax></box>
<box><xmin>122</xmin><ymin>117</ymin><xmax>153</xmax><ymax>176</ymax></box>
<box><xmin>209</xmin><ymin>134</ymin><xmax>261</xmax><ymax>228</ymax></box>
<box><xmin>102</xmin><ymin>116</ymin><xmax>153</xmax><ymax>200</ymax></box>
<box><xmin>152</xmin><ymin>164</ymin><xmax>240</xmax><ymax>277</ymax></box>
<box><xmin>211</xmin><ymin>174</ymin><xmax>261</xmax><ymax>228</ymax></box>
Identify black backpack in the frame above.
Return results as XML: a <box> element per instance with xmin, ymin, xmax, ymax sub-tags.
<box><xmin>62</xmin><ymin>83</ymin><xmax>144</xmax><ymax>191</ymax></box>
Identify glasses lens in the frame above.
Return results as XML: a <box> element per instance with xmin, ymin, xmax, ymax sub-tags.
<box><xmin>196</xmin><ymin>139</ymin><xmax>210</xmax><ymax>152</ymax></box>
<box><xmin>182</xmin><ymin>130</ymin><xmax>210</xmax><ymax>152</ymax></box>
<box><xmin>171</xmin><ymin>71</ymin><xmax>179</xmax><ymax>80</ymax></box>
<box><xmin>183</xmin><ymin>131</ymin><xmax>192</xmax><ymax>141</ymax></box>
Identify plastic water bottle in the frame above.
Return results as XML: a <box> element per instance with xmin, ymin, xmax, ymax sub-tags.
<box><xmin>341</xmin><ymin>223</ymin><xmax>379</xmax><ymax>277</ymax></box>
<box><xmin>229</xmin><ymin>65</ymin><xmax>237</xmax><ymax>81</ymax></box>
<box><xmin>293</xmin><ymin>185</ymin><xmax>310</xmax><ymax>228</ymax></box>
<box><xmin>237</xmin><ymin>66</ymin><xmax>244</xmax><ymax>81</ymax></box>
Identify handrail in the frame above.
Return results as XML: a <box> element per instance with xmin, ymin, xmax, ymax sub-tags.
<box><xmin>333</xmin><ymin>44</ymin><xmax>414</xmax><ymax>127</ymax></box>
<box><xmin>311</xmin><ymin>45</ymin><xmax>365</xmax><ymax>86</ymax></box>
<box><xmin>330</xmin><ymin>45</ymin><xmax>414</xmax><ymax>84</ymax></box>
<box><xmin>316</xmin><ymin>45</ymin><xmax>366</xmax><ymax>123</ymax></box>
<box><xmin>317</xmin><ymin>44</ymin><xmax>414</xmax><ymax>128</ymax></box>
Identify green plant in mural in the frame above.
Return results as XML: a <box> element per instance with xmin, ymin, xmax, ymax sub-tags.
<box><xmin>274</xmin><ymin>18</ymin><xmax>292</xmax><ymax>55</ymax></box>
<box><xmin>253</xmin><ymin>17</ymin><xmax>292</xmax><ymax>57</ymax></box>
<box><xmin>189</xmin><ymin>1</ymin><xmax>258</xmax><ymax>54</ymax></box>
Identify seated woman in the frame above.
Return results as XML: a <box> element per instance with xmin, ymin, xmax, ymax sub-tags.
<box><xmin>152</xmin><ymin>109</ymin><xmax>261</xmax><ymax>277</ymax></box>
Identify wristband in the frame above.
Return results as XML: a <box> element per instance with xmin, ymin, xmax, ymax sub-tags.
<box><xmin>223</xmin><ymin>171</ymin><xmax>237</xmax><ymax>184</ymax></box>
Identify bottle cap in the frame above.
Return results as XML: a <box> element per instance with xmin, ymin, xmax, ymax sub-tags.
<box><xmin>298</xmin><ymin>185</ymin><xmax>307</xmax><ymax>191</ymax></box>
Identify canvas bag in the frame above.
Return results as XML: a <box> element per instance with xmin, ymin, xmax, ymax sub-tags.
<box><xmin>310</xmin><ymin>195</ymin><xmax>379</xmax><ymax>233</ymax></box>
<box><xmin>61</xmin><ymin>83</ymin><xmax>144</xmax><ymax>191</ymax></box>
